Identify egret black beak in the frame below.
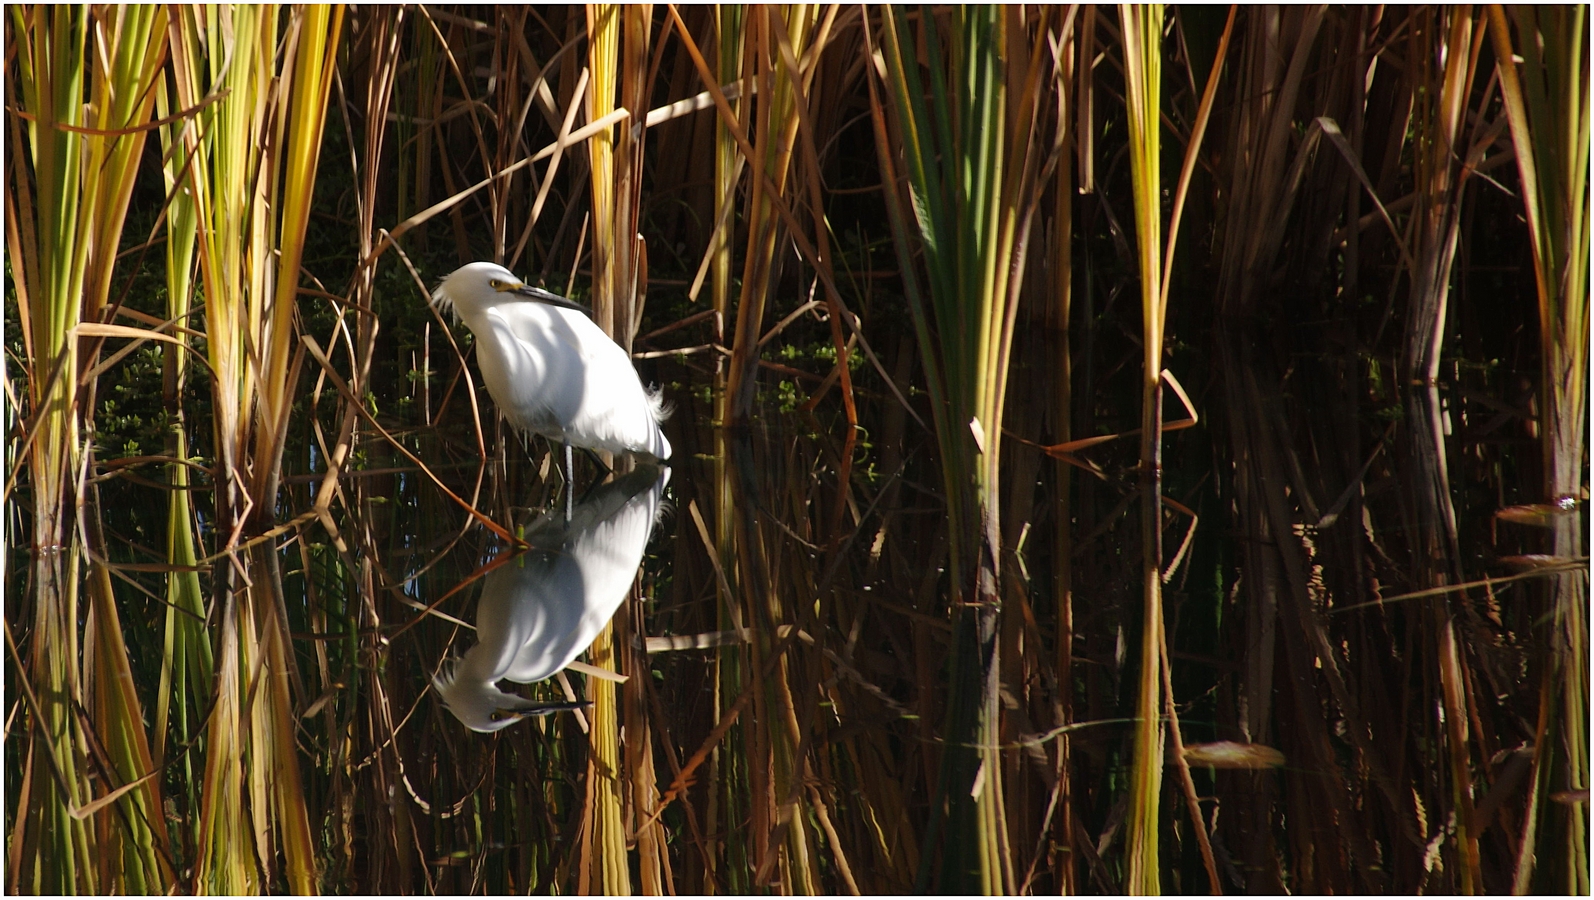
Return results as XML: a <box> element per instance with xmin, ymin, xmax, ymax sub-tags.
<box><xmin>494</xmin><ymin>698</ymin><xmax>593</xmax><ymax>723</ymax></box>
<box><xmin>508</xmin><ymin>282</ymin><xmax>592</xmax><ymax>314</ymax></box>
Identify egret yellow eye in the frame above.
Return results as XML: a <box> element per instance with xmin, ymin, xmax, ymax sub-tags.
<box><xmin>488</xmin><ymin>279</ymin><xmax>504</xmax><ymax>290</ymax></box>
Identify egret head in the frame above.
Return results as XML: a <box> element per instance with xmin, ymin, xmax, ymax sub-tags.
<box><xmin>431</xmin><ymin>262</ymin><xmax>589</xmax><ymax>320</ymax></box>
<box><xmin>432</xmin><ymin>659</ymin><xmax>589</xmax><ymax>733</ymax></box>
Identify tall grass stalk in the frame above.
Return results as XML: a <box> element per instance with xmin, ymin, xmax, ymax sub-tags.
<box><xmin>1120</xmin><ymin>5</ymin><xmax>1165</xmax><ymax>893</ymax></box>
<box><xmin>152</xmin><ymin>38</ymin><xmax>213</xmax><ymax>858</ymax></box>
<box><xmin>1488</xmin><ymin>6</ymin><xmax>1590</xmax><ymax>893</ymax></box>
<box><xmin>729</xmin><ymin>8</ymin><xmax>826</xmax><ymax>889</ymax></box>
<box><xmin>73</xmin><ymin>5</ymin><xmax>175</xmax><ymax>888</ymax></box>
<box><xmin>710</xmin><ymin>6</ymin><xmax>747</xmax><ymax>890</ymax></box>
<box><xmin>8</xmin><ymin>11</ymin><xmax>95</xmax><ymax>887</ymax></box>
<box><xmin>7</xmin><ymin>6</ymin><xmax>171</xmax><ymax>891</ymax></box>
<box><xmin>581</xmin><ymin>6</ymin><xmax>633</xmax><ymax>892</ymax></box>
<box><xmin>1045</xmin><ymin>15</ymin><xmax>1078</xmax><ymax>890</ymax></box>
<box><xmin>871</xmin><ymin>5</ymin><xmax>1070</xmax><ymax>891</ymax></box>
<box><xmin>166</xmin><ymin>6</ymin><xmax>344</xmax><ymax>890</ymax></box>
<box><xmin>1398</xmin><ymin>11</ymin><xmax>1493</xmax><ymax>891</ymax></box>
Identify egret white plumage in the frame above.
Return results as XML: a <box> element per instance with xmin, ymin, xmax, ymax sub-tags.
<box><xmin>431</xmin><ymin>262</ymin><xmax>671</xmax><ymax>499</ymax></box>
<box><xmin>433</xmin><ymin>463</ymin><xmax>670</xmax><ymax>732</ymax></box>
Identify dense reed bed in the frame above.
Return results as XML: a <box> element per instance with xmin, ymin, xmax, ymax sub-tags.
<box><xmin>4</xmin><ymin>5</ymin><xmax>1587</xmax><ymax>894</ymax></box>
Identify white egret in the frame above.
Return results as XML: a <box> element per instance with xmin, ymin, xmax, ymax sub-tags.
<box><xmin>432</xmin><ymin>262</ymin><xmax>671</xmax><ymax>472</ymax></box>
<box><xmin>433</xmin><ymin>463</ymin><xmax>670</xmax><ymax>732</ymax></box>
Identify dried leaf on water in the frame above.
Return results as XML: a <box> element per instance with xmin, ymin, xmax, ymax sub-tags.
<box><xmin>1182</xmin><ymin>741</ymin><xmax>1286</xmax><ymax>769</ymax></box>
<box><xmin>1494</xmin><ymin>503</ymin><xmax>1580</xmax><ymax>526</ymax></box>
<box><xmin>1497</xmin><ymin>554</ymin><xmax>1583</xmax><ymax>571</ymax></box>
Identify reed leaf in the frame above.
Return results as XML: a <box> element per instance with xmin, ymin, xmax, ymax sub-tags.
<box><xmin>1120</xmin><ymin>5</ymin><xmax>1165</xmax><ymax>893</ymax></box>
<box><xmin>1396</xmin><ymin>11</ymin><xmax>1498</xmax><ymax>890</ymax></box>
<box><xmin>7</xmin><ymin>5</ymin><xmax>170</xmax><ymax>891</ymax></box>
<box><xmin>152</xmin><ymin>32</ymin><xmax>213</xmax><ymax>836</ymax></box>
<box><xmin>871</xmin><ymin>5</ymin><xmax>1069</xmax><ymax>891</ymax></box>
<box><xmin>1487</xmin><ymin>6</ymin><xmax>1590</xmax><ymax>893</ymax></box>
<box><xmin>167</xmin><ymin>5</ymin><xmax>344</xmax><ymax>890</ymax></box>
<box><xmin>580</xmin><ymin>6</ymin><xmax>632</xmax><ymax>893</ymax></box>
<box><xmin>711</xmin><ymin>7</ymin><xmax>747</xmax><ymax>889</ymax></box>
<box><xmin>7</xmin><ymin>11</ymin><xmax>94</xmax><ymax>886</ymax></box>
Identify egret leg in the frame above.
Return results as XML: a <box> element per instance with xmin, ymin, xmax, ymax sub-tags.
<box><xmin>563</xmin><ymin>441</ymin><xmax>574</xmax><ymax>523</ymax></box>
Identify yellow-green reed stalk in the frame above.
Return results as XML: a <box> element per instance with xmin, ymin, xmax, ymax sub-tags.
<box><xmin>1121</xmin><ymin>4</ymin><xmax>1164</xmax><ymax>894</ymax></box>
<box><xmin>712</xmin><ymin>5</ymin><xmax>746</xmax><ymax>324</ymax></box>
<box><xmin>668</xmin><ymin>3</ymin><xmax>828</xmax><ymax>889</ymax></box>
<box><xmin>168</xmin><ymin>6</ymin><xmax>343</xmax><ymax>891</ymax></box>
<box><xmin>151</xmin><ymin>34</ymin><xmax>213</xmax><ymax>842</ymax></box>
<box><xmin>874</xmin><ymin>5</ymin><xmax>1067</xmax><ymax>892</ymax></box>
<box><xmin>8</xmin><ymin>13</ymin><xmax>93</xmax><ymax>889</ymax></box>
<box><xmin>602</xmin><ymin>11</ymin><xmax>670</xmax><ymax>880</ymax></box>
<box><xmin>600</xmin><ymin>7</ymin><xmax>671</xmax><ymax>891</ymax></box>
<box><xmin>1488</xmin><ymin>6</ymin><xmax>1589</xmax><ymax>893</ymax></box>
<box><xmin>577</xmin><ymin>627</ymin><xmax>629</xmax><ymax>897</ymax></box>
<box><xmin>710</xmin><ymin>5</ymin><xmax>747</xmax><ymax>890</ymax></box>
<box><xmin>580</xmin><ymin>6</ymin><xmax>631</xmax><ymax>894</ymax></box>
<box><xmin>588</xmin><ymin>4</ymin><xmax>621</xmax><ymax>337</ymax></box>
<box><xmin>77</xmin><ymin>12</ymin><xmax>179</xmax><ymax>891</ymax></box>
<box><xmin>85</xmin><ymin>542</ymin><xmax>175</xmax><ymax>893</ymax></box>
<box><xmin>724</xmin><ymin>7</ymin><xmax>826</xmax><ymax>891</ymax></box>
<box><xmin>7</xmin><ymin>5</ymin><xmax>170</xmax><ymax>891</ymax></box>
<box><xmin>616</xmin><ymin>5</ymin><xmax>652</xmax><ymax>347</ymax></box>
<box><xmin>724</xmin><ymin>5</ymin><xmax>818</xmax><ymax>425</ymax></box>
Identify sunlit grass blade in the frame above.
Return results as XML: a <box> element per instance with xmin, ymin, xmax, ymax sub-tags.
<box><xmin>1120</xmin><ymin>5</ymin><xmax>1165</xmax><ymax>893</ymax></box>
<box><xmin>579</xmin><ymin>6</ymin><xmax>633</xmax><ymax>893</ymax></box>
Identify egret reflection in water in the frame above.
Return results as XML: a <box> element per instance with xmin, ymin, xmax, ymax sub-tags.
<box><xmin>433</xmin><ymin>463</ymin><xmax>670</xmax><ymax>732</ymax></box>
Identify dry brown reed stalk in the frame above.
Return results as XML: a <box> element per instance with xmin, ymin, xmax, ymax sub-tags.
<box><xmin>663</xmin><ymin>5</ymin><xmax>863</xmax><ymax>891</ymax></box>
<box><xmin>1185</xmin><ymin>6</ymin><xmax>1566</xmax><ymax>894</ymax></box>
<box><xmin>1024</xmin><ymin>13</ymin><xmax>1097</xmax><ymax>891</ymax></box>
<box><xmin>1209</xmin><ymin>8</ymin><xmax>1363</xmax><ymax>892</ymax></box>
<box><xmin>730</xmin><ymin>12</ymin><xmax>827</xmax><ymax>888</ymax></box>
<box><xmin>319</xmin><ymin>7</ymin><xmax>409</xmax><ymax>886</ymax></box>
<box><xmin>1147</xmin><ymin>9</ymin><xmax>1236</xmax><ymax>896</ymax></box>
<box><xmin>1393</xmin><ymin>10</ymin><xmax>1497</xmax><ymax>892</ymax></box>
<box><xmin>709</xmin><ymin>8</ymin><xmax>746</xmax><ymax>889</ymax></box>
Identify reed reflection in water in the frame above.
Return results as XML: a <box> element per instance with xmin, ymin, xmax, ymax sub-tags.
<box><xmin>433</xmin><ymin>463</ymin><xmax>670</xmax><ymax>732</ymax></box>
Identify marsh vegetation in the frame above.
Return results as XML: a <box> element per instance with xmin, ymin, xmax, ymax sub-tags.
<box><xmin>4</xmin><ymin>5</ymin><xmax>1588</xmax><ymax>894</ymax></box>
